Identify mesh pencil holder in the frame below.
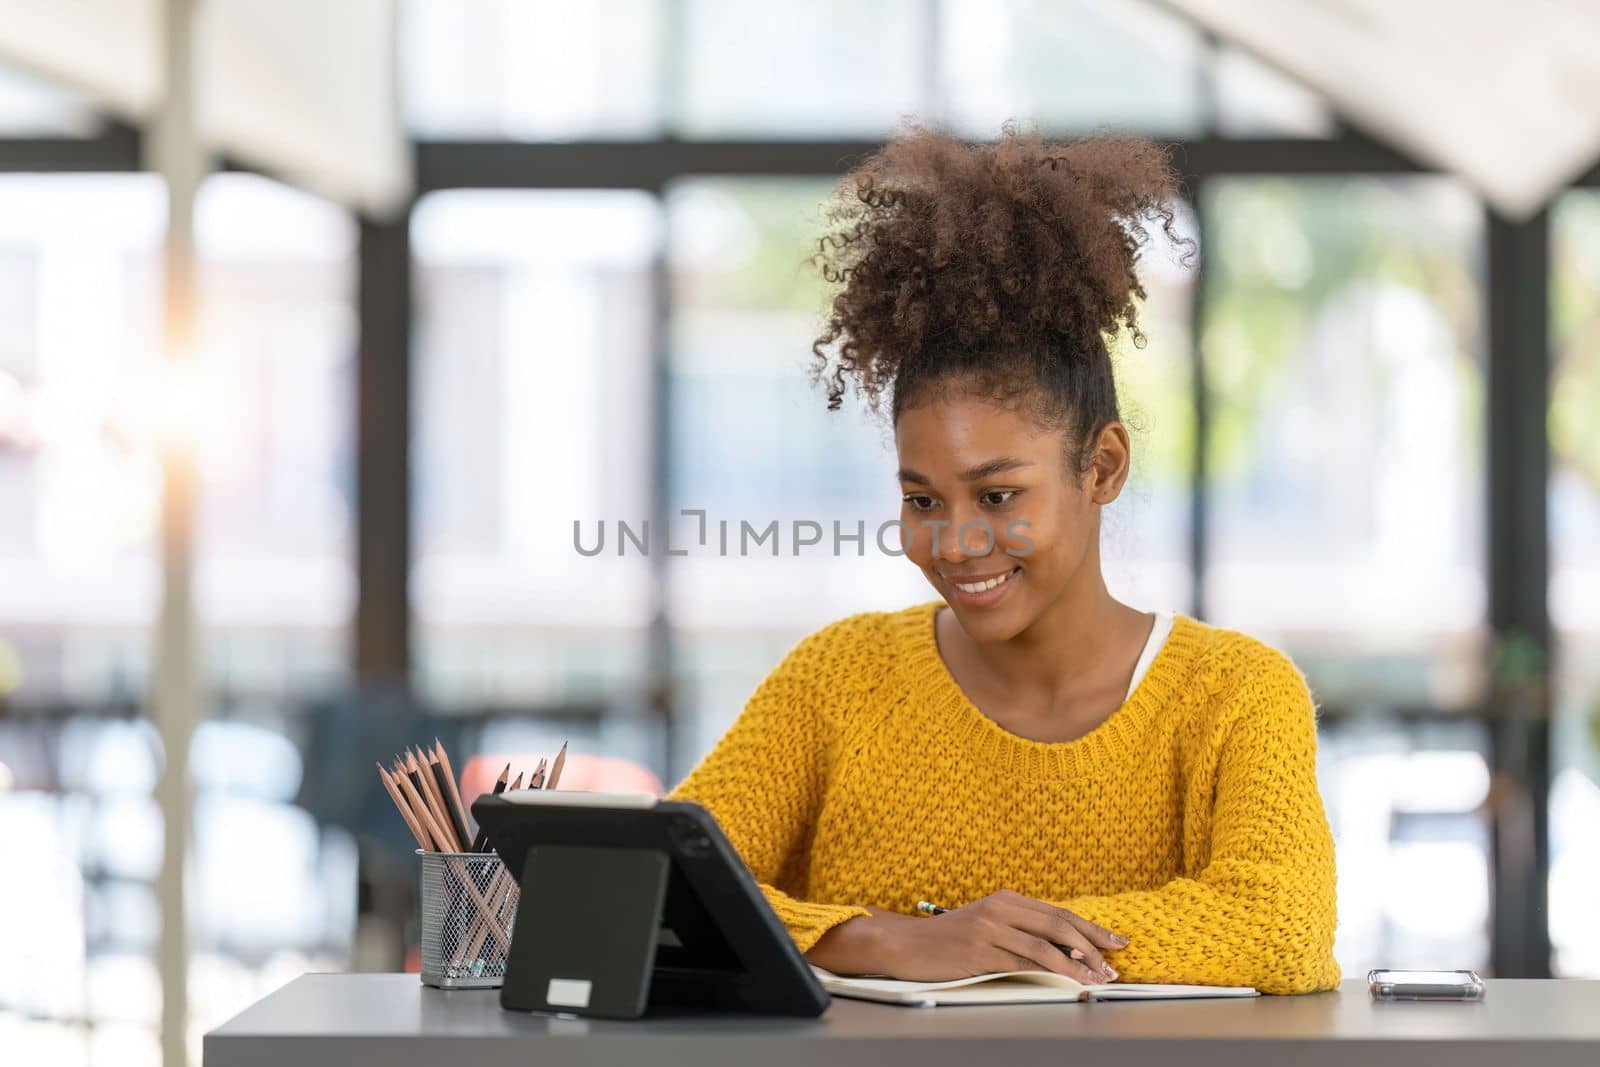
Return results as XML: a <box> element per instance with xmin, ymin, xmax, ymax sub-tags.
<box><xmin>418</xmin><ymin>850</ymin><xmax>520</xmax><ymax>989</ymax></box>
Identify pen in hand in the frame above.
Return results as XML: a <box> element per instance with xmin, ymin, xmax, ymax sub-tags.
<box><xmin>915</xmin><ymin>899</ymin><xmax>1092</xmax><ymax>964</ymax></box>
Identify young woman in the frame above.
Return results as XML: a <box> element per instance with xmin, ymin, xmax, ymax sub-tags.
<box><xmin>668</xmin><ymin>124</ymin><xmax>1340</xmax><ymax>995</ymax></box>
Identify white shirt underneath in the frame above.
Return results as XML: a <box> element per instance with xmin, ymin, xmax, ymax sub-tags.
<box><xmin>1125</xmin><ymin>611</ymin><xmax>1176</xmax><ymax>701</ymax></box>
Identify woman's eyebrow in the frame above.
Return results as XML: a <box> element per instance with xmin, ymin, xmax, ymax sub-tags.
<box><xmin>897</xmin><ymin>458</ymin><xmax>1034</xmax><ymax>484</ymax></box>
<box><xmin>959</xmin><ymin>457</ymin><xmax>1033</xmax><ymax>481</ymax></box>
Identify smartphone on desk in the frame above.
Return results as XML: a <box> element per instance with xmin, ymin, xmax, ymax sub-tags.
<box><xmin>1368</xmin><ymin>969</ymin><xmax>1485</xmax><ymax>1001</ymax></box>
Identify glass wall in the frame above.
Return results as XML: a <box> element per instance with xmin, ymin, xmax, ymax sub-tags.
<box><xmin>678</xmin><ymin>1</ymin><xmax>927</xmax><ymax>137</ymax></box>
<box><xmin>0</xmin><ymin>175</ymin><xmax>164</xmax><ymax>706</ymax></box>
<box><xmin>0</xmin><ymin>173</ymin><xmax>355</xmax><ymax>701</ymax></box>
<box><xmin>1549</xmin><ymin>188</ymin><xmax>1600</xmax><ymax>977</ymax></box>
<box><xmin>941</xmin><ymin>0</ymin><xmax>1205</xmax><ymax>136</ymax></box>
<box><xmin>403</xmin><ymin>0</ymin><xmax>664</xmax><ymax>140</ymax></box>
<box><xmin>664</xmin><ymin>177</ymin><xmax>926</xmax><ymax>757</ymax></box>
<box><xmin>1200</xmin><ymin>175</ymin><xmax>1492</xmax><ymax>971</ymax></box>
<box><xmin>1102</xmin><ymin>199</ymin><xmax>1196</xmax><ymax>615</ymax></box>
<box><xmin>402</xmin><ymin>0</ymin><xmax>1333</xmax><ymax>142</ymax></box>
<box><xmin>410</xmin><ymin>190</ymin><xmax>658</xmax><ymax>715</ymax></box>
<box><xmin>193</xmin><ymin>174</ymin><xmax>357</xmax><ymax>695</ymax></box>
<box><xmin>1202</xmin><ymin>176</ymin><xmax>1488</xmax><ymax>710</ymax></box>
<box><xmin>0</xmin><ymin>173</ymin><xmax>357</xmax><ymax>1065</ymax></box>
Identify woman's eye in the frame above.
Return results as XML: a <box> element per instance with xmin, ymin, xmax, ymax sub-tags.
<box><xmin>981</xmin><ymin>490</ymin><xmax>1018</xmax><ymax>507</ymax></box>
<box><xmin>902</xmin><ymin>494</ymin><xmax>937</xmax><ymax>511</ymax></box>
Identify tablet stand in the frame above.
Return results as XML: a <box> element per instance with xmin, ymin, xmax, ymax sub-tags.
<box><xmin>500</xmin><ymin>844</ymin><xmax>671</xmax><ymax>1019</ymax></box>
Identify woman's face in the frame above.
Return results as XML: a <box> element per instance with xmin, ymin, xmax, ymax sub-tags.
<box><xmin>894</xmin><ymin>393</ymin><xmax>1125</xmax><ymax>643</ymax></box>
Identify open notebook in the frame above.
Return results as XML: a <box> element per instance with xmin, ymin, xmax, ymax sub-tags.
<box><xmin>812</xmin><ymin>966</ymin><xmax>1258</xmax><ymax>1007</ymax></box>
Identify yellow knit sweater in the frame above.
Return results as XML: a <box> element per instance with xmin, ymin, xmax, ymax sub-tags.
<box><xmin>669</xmin><ymin>601</ymin><xmax>1341</xmax><ymax>995</ymax></box>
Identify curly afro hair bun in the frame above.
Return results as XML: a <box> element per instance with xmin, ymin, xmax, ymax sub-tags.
<box><xmin>810</xmin><ymin>120</ymin><xmax>1188</xmax><ymax>467</ymax></box>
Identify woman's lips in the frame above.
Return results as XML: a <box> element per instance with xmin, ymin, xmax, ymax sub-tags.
<box><xmin>942</xmin><ymin>565</ymin><xmax>1021</xmax><ymax>607</ymax></box>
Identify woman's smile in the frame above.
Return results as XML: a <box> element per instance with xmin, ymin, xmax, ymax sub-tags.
<box><xmin>941</xmin><ymin>564</ymin><xmax>1022</xmax><ymax>606</ymax></box>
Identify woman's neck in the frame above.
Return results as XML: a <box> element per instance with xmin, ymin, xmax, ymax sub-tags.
<box><xmin>939</xmin><ymin>564</ymin><xmax>1152</xmax><ymax>712</ymax></box>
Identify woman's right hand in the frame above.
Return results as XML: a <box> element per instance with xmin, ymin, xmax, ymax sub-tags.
<box><xmin>807</xmin><ymin>890</ymin><xmax>1125</xmax><ymax>984</ymax></box>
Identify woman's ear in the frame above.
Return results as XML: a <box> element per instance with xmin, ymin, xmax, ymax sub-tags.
<box><xmin>1086</xmin><ymin>422</ymin><xmax>1132</xmax><ymax>505</ymax></box>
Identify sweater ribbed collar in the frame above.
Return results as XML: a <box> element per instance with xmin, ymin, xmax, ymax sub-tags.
<box><xmin>890</xmin><ymin>600</ymin><xmax>1206</xmax><ymax>779</ymax></box>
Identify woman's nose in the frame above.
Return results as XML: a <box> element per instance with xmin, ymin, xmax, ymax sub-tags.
<box><xmin>936</xmin><ymin>512</ymin><xmax>991</xmax><ymax>563</ymax></box>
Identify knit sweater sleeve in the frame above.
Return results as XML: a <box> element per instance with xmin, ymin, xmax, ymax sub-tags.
<box><xmin>666</xmin><ymin>621</ymin><xmax>872</xmax><ymax>953</ymax></box>
<box><xmin>1061</xmin><ymin>648</ymin><xmax>1341</xmax><ymax>995</ymax></box>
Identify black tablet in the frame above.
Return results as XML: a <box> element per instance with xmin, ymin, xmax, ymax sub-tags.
<box><xmin>471</xmin><ymin>791</ymin><xmax>830</xmax><ymax>1019</ymax></box>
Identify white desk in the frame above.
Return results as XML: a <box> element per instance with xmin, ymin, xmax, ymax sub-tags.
<box><xmin>205</xmin><ymin>974</ymin><xmax>1600</xmax><ymax>1067</ymax></box>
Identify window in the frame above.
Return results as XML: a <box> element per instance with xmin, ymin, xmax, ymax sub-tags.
<box><xmin>0</xmin><ymin>173</ymin><xmax>356</xmax><ymax>702</ymax></box>
<box><xmin>1318</xmin><ymin>723</ymin><xmax>1492</xmax><ymax>973</ymax></box>
<box><xmin>1549</xmin><ymin>188</ymin><xmax>1600</xmax><ymax>977</ymax></box>
<box><xmin>194</xmin><ymin>174</ymin><xmax>357</xmax><ymax>695</ymax></box>
<box><xmin>1201</xmin><ymin>176</ymin><xmax>1487</xmax><ymax>709</ymax></box>
<box><xmin>1103</xmin><ymin>199</ymin><xmax>1197</xmax><ymax>613</ymax></box>
<box><xmin>0</xmin><ymin>172</ymin><xmax>358</xmax><ymax>1067</ymax></box>
<box><xmin>403</xmin><ymin>0</ymin><xmax>664</xmax><ymax>140</ymax></box>
<box><xmin>677</xmin><ymin>0</ymin><xmax>928</xmax><ymax>137</ymax></box>
<box><xmin>411</xmin><ymin>189</ymin><xmax>658</xmax><ymax>708</ymax></box>
<box><xmin>1210</xmin><ymin>45</ymin><xmax>1336</xmax><ymax>138</ymax></box>
<box><xmin>941</xmin><ymin>0</ymin><xmax>1205</xmax><ymax>137</ymax></box>
<box><xmin>665</xmin><ymin>177</ymin><xmax>927</xmax><ymax>764</ymax></box>
<box><xmin>0</xmin><ymin>174</ymin><xmax>165</xmax><ymax>704</ymax></box>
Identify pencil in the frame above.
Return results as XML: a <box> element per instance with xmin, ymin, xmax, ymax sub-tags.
<box><xmin>428</xmin><ymin>747</ymin><xmax>472</xmax><ymax>851</ymax></box>
<box><xmin>527</xmin><ymin>758</ymin><xmax>547</xmax><ymax>790</ymax></box>
<box><xmin>409</xmin><ymin>749</ymin><xmax>463</xmax><ymax>851</ymax></box>
<box><xmin>381</xmin><ymin>750</ymin><xmax>513</xmax><ymax>963</ymax></box>
<box><xmin>464</xmin><ymin>761</ymin><xmax>520</xmax><ymax>958</ymax></box>
<box><xmin>433</xmin><ymin>740</ymin><xmax>473</xmax><ymax>846</ymax></box>
<box><xmin>377</xmin><ymin>764</ymin><xmax>429</xmax><ymax>851</ymax></box>
<box><xmin>400</xmin><ymin>758</ymin><xmax>509</xmax><ymax>953</ymax></box>
<box><xmin>403</xmin><ymin>751</ymin><xmax>438</xmax><ymax>840</ymax></box>
<box><xmin>470</xmin><ymin>763</ymin><xmax>510</xmax><ymax>852</ymax></box>
<box><xmin>393</xmin><ymin>758</ymin><xmax>449</xmax><ymax>850</ymax></box>
<box><xmin>545</xmin><ymin>741</ymin><xmax>567</xmax><ymax>790</ymax></box>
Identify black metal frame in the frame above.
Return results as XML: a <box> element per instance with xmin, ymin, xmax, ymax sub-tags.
<box><xmin>411</xmin><ymin>131</ymin><xmax>1426</xmax><ymax>194</ymax></box>
<box><xmin>1484</xmin><ymin>208</ymin><xmax>1554</xmax><ymax>977</ymax></box>
<box><xmin>7</xmin><ymin>87</ymin><xmax>1596</xmax><ymax>984</ymax></box>
<box><xmin>355</xmin><ymin>213</ymin><xmax>414</xmax><ymax>686</ymax></box>
<box><xmin>0</xmin><ymin>120</ymin><xmax>141</xmax><ymax>172</ymax></box>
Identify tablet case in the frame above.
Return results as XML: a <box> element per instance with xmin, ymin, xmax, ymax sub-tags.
<box><xmin>472</xmin><ymin>794</ymin><xmax>830</xmax><ymax>1019</ymax></box>
<box><xmin>503</xmin><ymin>845</ymin><xmax>669</xmax><ymax>1018</ymax></box>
